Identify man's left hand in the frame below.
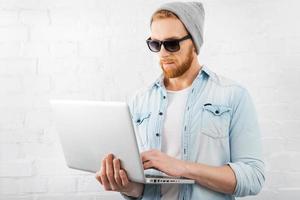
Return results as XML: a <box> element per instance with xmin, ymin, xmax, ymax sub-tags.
<box><xmin>141</xmin><ymin>149</ymin><xmax>187</xmax><ymax>177</ymax></box>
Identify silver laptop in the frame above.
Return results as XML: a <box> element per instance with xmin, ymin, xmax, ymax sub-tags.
<box><xmin>50</xmin><ymin>100</ymin><xmax>194</xmax><ymax>184</ymax></box>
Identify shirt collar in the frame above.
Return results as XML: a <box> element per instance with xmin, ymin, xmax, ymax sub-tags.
<box><xmin>152</xmin><ymin>64</ymin><xmax>211</xmax><ymax>88</ymax></box>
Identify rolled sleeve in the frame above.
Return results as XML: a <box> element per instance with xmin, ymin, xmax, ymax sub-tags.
<box><xmin>121</xmin><ymin>192</ymin><xmax>143</xmax><ymax>200</ymax></box>
<box><xmin>120</xmin><ymin>184</ymin><xmax>159</xmax><ymax>200</ymax></box>
<box><xmin>227</xmin><ymin>88</ymin><xmax>265</xmax><ymax>197</ymax></box>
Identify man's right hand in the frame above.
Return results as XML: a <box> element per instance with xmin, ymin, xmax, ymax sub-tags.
<box><xmin>95</xmin><ymin>154</ymin><xmax>144</xmax><ymax>198</ymax></box>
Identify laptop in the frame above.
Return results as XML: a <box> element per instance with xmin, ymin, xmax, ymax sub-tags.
<box><xmin>50</xmin><ymin>99</ymin><xmax>195</xmax><ymax>184</ymax></box>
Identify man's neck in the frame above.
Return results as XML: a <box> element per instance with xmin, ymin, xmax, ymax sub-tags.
<box><xmin>164</xmin><ymin>60</ymin><xmax>202</xmax><ymax>91</ymax></box>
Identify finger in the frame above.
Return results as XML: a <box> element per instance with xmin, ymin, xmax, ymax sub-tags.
<box><xmin>143</xmin><ymin>160</ymin><xmax>153</xmax><ymax>170</ymax></box>
<box><xmin>143</xmin><ymin>160</ymin><xmax>160</xmax><ymax>171</ymax></box>
<box><xmin>100</xmin><ymin>158</ymin><xmax>111</xmax><ymax>191</ymax></box>
<box><xmin>113</xmin><ymin>158</ymin><xmax>122</xmax><ymax>187</ymax></box>
<box><xmin>141</xmin><ymin>151</ymin><xmax>150</xmax><ymax>163</ymax></box>
<box><xmin>106</xmin><ymin>154</ymin><xmax>118</xmax><ymax>190</ymax></box>
<box><xmin>119</xmin><ymin>169</ymin><xmax>130</xmax><ymax>187</ymax></box>
<box><xmin>141</xmin><ymin>149</ymin><xmax>157</xmax><ymax>163</ymax></box>
<box><xmin>95</xmin><ymin>158</ymin><xmax>106</xmax><ymax>185</ymax></box>
<box><xmin>95</xmin><ymin>171</ymin><xmax>102</xmax><ymax>185</ymax></box>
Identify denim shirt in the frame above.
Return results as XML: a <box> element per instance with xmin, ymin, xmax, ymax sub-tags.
<box><xmin>122</xmin><ymin>65</ymin><xmax>265</xmax><ymax>200</ymax></box>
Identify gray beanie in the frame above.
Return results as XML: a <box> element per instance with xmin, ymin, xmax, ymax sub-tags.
<box><xmin>150</xmin><ymin>1</ymin><xmax>205</xmax><ymax>55</ymax></box>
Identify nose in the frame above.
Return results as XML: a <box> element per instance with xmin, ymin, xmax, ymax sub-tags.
<box><xmin>159</xmin><ymin>44</ymin><xmax>171</xmax><ymax>58</ymax></box>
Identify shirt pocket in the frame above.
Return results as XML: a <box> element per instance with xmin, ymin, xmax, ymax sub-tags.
<box><xmin>201</xmin><ymin>104</ymin><xmax>231</xmax><ymax>139</ymax></box>
<box><xmin>133</xmin><ymin>112</ymin><xmax>151</xmax><ymax>126</ymax></box>
<box><xmin>132</xmin><ymin>112</ymin><xmax>151</xmax><ymax>148</ymax></box>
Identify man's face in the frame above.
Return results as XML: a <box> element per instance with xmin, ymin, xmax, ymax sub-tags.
<box><xmin>150</xmin><ymin>18</ymin><xmax>196</xmax><ymax>78</ymax></box>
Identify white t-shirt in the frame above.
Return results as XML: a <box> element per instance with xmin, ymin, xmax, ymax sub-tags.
<box><xmin>161</xmin><ymin>86</ymin><xmax>191</xmax><ymax>200</ymax></box>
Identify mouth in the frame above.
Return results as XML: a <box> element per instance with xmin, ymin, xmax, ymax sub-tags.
<box><xmin>163</xmin><ymin>62</ymin><xmax>174</xmax><ymax>64</ymax></box>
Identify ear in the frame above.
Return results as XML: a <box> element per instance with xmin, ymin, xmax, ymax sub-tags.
<box><xmin>193</xmin><ymin>45</ymin><xmax>197</xmax><ymax>54</ymax></box>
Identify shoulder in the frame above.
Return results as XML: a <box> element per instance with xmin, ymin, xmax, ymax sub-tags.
<box><xmin>126</xmin><ymin>84</ymin><xmax>155</xmax><ymax>115</ymax></box>
<box><xmin>203</xmin><ymin>66</ymin><xmax>252</xmax><ymax>108</ymax></box>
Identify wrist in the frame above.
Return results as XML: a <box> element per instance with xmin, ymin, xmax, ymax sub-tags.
<box><xmin>179</xmin><ymin>161</ymin><xmax>192</xmax><ymax>178</ymax></box>
<box><xmin>122</xmin><ymin>182</ymin><xmax>144</xmax><ymax>198</ymax></box>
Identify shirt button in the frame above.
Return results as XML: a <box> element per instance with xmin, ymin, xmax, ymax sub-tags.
<box><xmin>163</xmin><ymin>96</ymin><xmax>166</xmax><ymax>99</ymax></box>
<box><xmin>136</xmin><ymin>119</ymin><xmax>141</xmax><ymax>123</ymax></box>
<box><xmin>215</xmin><ymin>110</ymin><xmax>220</xmax><ymax>114</ymax></box>
<box><xmin>156</xmin><ymin>133</ymin><xmax>160</xmax><ymax>137</ymax></box>
<box><xmin>159</xmin><ymin>112</ymin><xmax>163</xmax><ymax>115</ymax></box>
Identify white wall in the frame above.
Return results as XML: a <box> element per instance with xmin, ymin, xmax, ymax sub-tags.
<box><xmin>0</xmin><ymin>0</ymin><xmax>299</xmax><ymax>199</ymax></box>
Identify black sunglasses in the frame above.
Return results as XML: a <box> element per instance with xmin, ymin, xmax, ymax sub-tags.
<box><xmin>146</xmin><ymin>34</ymin><xmax>191</xmax><ymax>52</ymax></box>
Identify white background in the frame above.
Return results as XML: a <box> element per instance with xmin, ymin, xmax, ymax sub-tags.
<box><xmin>0</xmin><ymin>0</ymin><xmax>299</xmax><ymax>199</ymax></box>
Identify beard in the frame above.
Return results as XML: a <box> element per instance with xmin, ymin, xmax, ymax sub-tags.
<box><xmin>160</xmin><ymin>46</ymin><xmax>194</xmax><ymax>79</ymax></box>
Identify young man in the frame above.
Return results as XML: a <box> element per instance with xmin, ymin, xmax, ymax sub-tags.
<box><xmin>95</xmin><ymin>1</ymin><xmax>265</xmax><ymax>200</ymax></box>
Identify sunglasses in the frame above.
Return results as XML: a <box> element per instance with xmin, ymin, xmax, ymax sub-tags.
<box><xmin>146</xmin><ymin>34</ymin><xmax>191</xmax><ymax>52</ymax></box>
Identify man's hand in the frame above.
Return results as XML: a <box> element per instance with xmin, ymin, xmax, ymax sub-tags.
<box><xmin>141</xmin><ymin>149</ymin><xmax>237</xmax><ymax>194</ymax></box>
<box><xmin>141</xmin><ymin>149</ymin><xmax>187</xmax><ymax>177</ymax></box>
<box><xmin>95</xmin><ymin>154</ymin><xmax>144</xmax><ymax>198</ymax></box>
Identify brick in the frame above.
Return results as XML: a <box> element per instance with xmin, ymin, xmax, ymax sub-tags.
<box><xmin>34</xmin><ymin>194</ymin><xmax>95</xmax><ymax>200</ymax></box>
<box><xmin>0</xmin><ymin>42</ymin><xmax>21</xmax><ymax>58</ymax></box>
<box><xmin>0</xmin><ymin>178</ymin><xmax>20</xmax><ymax>195</ymax></box>
<box><xmin>0</xmin><ymin>0</ymin><xmax>48</xmax><ymax>10</ymax></box>
<box><xmin>20</xmin><ymin>10</ymin><xmax>50</xmax><ymax>26</ymax></box>
<box><xmin>267</xmin><ymin>152</ymin><xmax>300</xmax><ymax>172</ymax></box>
<box><xmin>19</xmin><ymin>142</ymin><xmax>60</xmax><ymax>159</ymax></box>
<box><xmin>34</xmin><ymin>158</ymin><xmax>90</xmax><ymax>176</ymax></box>
<box><xmin>0</xmin><ymin>195</ymin><xmax>34</xmax><ymax>200</ymax></box>
<box><xmin>51</xmin><ymin>73</ymin><xmax>81</xmax><ymax>93</ymax></box>
<box><xmin>277</xmin><ymin>188</ymin><xmax>300</xmax><ymax>199</ymax></box>
<box><xmin>78</xmin><ymin>40</ymin><xmax>109</xmax><ymax>58</ymax></box>
<box><xmin>24</xmin><ymin>109</ymin><xmax>51</xmax><ymax>131</ymax></box>
<box><xmin>283</xmin><ymin>172</ymin><xmax>300</xmax><ymax>188</ymax></box>
<box><xmin>0</xmin><ymin>159</ymin><xmax>33</xmax><ymax>177</ymax></box>
<box><xmin>37</xmin><ymin>58</ymin><xmax>78</xmax><ymax>75</ymax></box>
<box><xmin>262</xmin><ymin>138</ymin><xmax>285</xmax><ymax>158</ymax></box>
<box><xmin>79</xmin><ymin>10</ymin><xmax>108</xmax><ymax>27</ymax></box>
<box><xmin>236</xmin><ymin>189</ymin><xmax>278</xmax><ymax>200</ymax></box>
<box><xmin>0</xmin><ymin>59</ymin><xmax>36</xmax><ymax>75</ymax></box>
<box><xmin>76</xmin><ymin>58</ymin><xmax>105</xmax><ymax>74</ymax></box>
<box><xmin>0</xmin><ymin>108</ymin><xmax>24</xmax><ymax>130</ymax></box>
<box><xmin>259</xmin><ymin>120</ymin><xmax>281</xmax><ymax>138</ymax></box>
<box><xmin>263</xmin><ymin>171</ymin><xmax>282</xmax><ymax>189</ymax></box>
<box><xmin>285</xmin><ymin>138</ymin><xmax>300</xmax><ymax>152</ymax></box>
<box><xmin>0</xmin><ymin>10</ymin><xmax>19</xmax><ymax>26</ymax></box>
<box><xmin>0</xmin><ymin>144</ymin><xmax>21</xmax><ymax>161</ymax></box>
<box><xmin>47</xmin><ymin>176</ymin><xmax>77</xmax><ymax>193</ymax></box>
<box><xmin>30</xmin><ymin>25</ymin><xmax>85</xmax><ymax>42</ymax></box>
<box><xmin>50</xmin><ymin>9</ymin><xmax>80</xmax><ymax>26</ymax></box>
<box><xmin>256</xmin><ymin>103</ymin><xmax>300</xmax><ymax>121</ymax></box>
<box><xmin>0</xmin><ymin>26</ymin><xmax>28</xmax><ymax>42</ymax></box>
<box><xmin>21</xmin><ymin>42</ymin><xmax>50</xmax><ymax>58</ymax></box>
<box><xmin>0</xmin><ymin>76</ymin><xmax>22</xmax><ymax>94</ymax></box>
<box><xmin>21</xmin><ymin>74</ymin><xmax>52</xmax><ymax>94</ymax></box>
<box><xmin>49</xmin><ymin>42</ymin><xmax>77</xmax><ymax>58</ymax></box>
<box><xmin>286</xmin><ymin>36</ymin><xmax>300</xmax><ymax>54</ymax></box>
<box><xmin>20</xmin><ymin>177</ymin><xmax>48</xmax><ymax>193</ymax></box>
<box><xmin>0</xmin><ymin>130</ymin><xmax>17</xmax><ymax>143</ymax></box>
<box><xmin>77</xmin><ymin>175</ymin><xmax>103</xmax><ymax>192</ymax></box>
<box><xmin>16</xmin><ymin>127</ymin><xmax>45</xmax><ymax>143</ymax></box>
<box><xmin>279</xmin><ymin>120</ymin><xmax>300</xmax><ymax>139</ymax></box>
<box><xmin>94</xmin><ymin>193</ymin><xmax>124</xmax><ymax>200</ymax></box>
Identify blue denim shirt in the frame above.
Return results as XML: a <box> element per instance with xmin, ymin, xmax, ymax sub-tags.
<box><xmin>123</xmin><ymin>65</ymin><xmax>265</xmax><ymax>200</ymax></box>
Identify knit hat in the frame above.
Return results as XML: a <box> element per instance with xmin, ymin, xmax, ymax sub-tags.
<box><xmin>150</xmin><ymin>1</ymin><xmax>205</xmax><ymax>55</ymax></box>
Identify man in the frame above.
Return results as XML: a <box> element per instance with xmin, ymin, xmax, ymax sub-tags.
<box><xmin>95</xmin><ymin>1</ymin><xmax>265</xmax><ymax>200</ymax></box>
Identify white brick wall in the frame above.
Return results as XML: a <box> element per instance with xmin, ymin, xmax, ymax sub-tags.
<box><xmin>0</xmin><ymin>0</ymin><xmax>299</xmax><ymax>199</ymax></box>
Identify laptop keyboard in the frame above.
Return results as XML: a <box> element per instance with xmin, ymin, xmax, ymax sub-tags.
<box><xmin>145</xmin><ymin>174</ymin><xmax>181</xmax><ymax>179</ymax></box>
